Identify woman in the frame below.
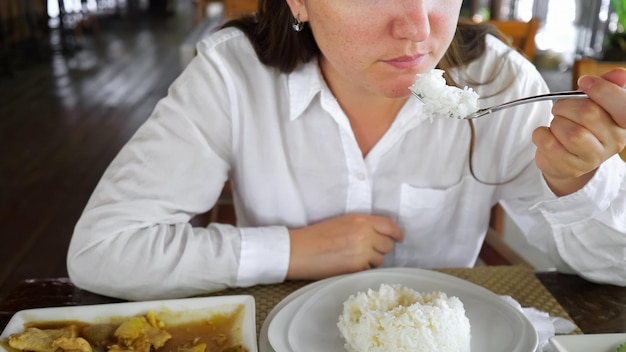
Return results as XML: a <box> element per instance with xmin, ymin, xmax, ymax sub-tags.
<box><xmin>67</xmin><ymin>0</ymin><xmax>626</xmax><ymax>300</ymax></box>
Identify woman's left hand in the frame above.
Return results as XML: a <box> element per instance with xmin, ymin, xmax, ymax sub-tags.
<box><xmin>533</xmin><ymin>68</ymin><xmax>626</xmax><ymax>196</ymax></box>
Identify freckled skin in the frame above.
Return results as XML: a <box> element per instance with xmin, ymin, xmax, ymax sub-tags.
<box><xmin>285</xmin><ymin>0</ymin><xmax>462</xmax><ymax>101</ymax></box>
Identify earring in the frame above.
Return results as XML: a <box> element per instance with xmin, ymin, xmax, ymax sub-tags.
<box><xmin>292</xmin><ymin>13</ymin><xmax>304</xmax><ymax>32</ymax></box>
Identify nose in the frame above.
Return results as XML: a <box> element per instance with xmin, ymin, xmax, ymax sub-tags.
<box><xmin>390</xmin><ymin>2</ymin><xmax>430</xmax><ymax>42</ymax></box>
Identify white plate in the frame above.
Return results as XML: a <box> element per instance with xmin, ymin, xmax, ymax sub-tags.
<box><xmin>0</xmin><ymin>295</ymin><xmax>258</xmax><ymax>352</ymax></box>
<box><xmin>268</xmin><ymin>268</ymin><xmax>537</xmax><ymax>352</ymax></box>
<box><xmin>261</xmin><ymin>279</ymin><xmax>332</xmax><ymax>352</ymax></box>
<box><xmin>267</xmin><ymin>277</ymin><xmax>341</xmax><ymax>352</ymax></box>
<box><xmin>549</xmin><ymin>333</ymin><xmax>626</xmax><ymax>352</ymax></box>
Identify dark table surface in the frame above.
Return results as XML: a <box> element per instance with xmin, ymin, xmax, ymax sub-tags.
<box><xmin>536</xmin><ymin>271</ymin><xmax>626</xmax><ymax>334</ymax></box>
<box><xmin>1</xmin><ymin>270</ymin><xmax>625</xmax><ymax>335</ymax></box>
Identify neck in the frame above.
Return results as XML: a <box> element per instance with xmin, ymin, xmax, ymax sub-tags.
<box><xmin>341</xmin><ymin>95</ymin><xmax>406</xmax><ymax>157</ymax></box>
<box><xmin>319</xmin><ymin>59</ymin><xmax>408</xmax><ymax>156</ymax></box>
<box><xmin>320</xmin><ymin>60</ymin><xmax>408</xmax><ymax>157</ymax></box>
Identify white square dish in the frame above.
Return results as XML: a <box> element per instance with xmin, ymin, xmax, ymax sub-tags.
<box><xmin>0</xmin><ymin>295</ymin><xmax>257</xmax><ymax>352</ymax></box>
<box><xmin>549</xmin><ymin>333</ymin><xmax>626</xmax><ymax>352</ymax></box>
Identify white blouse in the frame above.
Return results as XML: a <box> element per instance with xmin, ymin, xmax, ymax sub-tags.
<box><xmin>68</xmin><ymin>28</ymin><xmax>626</xmax><ymax>300</ymax></box>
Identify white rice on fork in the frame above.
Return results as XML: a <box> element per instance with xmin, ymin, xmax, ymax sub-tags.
<box><xmin>409</xmin><ymin>69</ymin><xmax>479</xmax><ymax>120</ymax></box>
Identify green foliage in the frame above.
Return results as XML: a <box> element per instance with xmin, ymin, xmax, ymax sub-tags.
<box><xmin>611</xmin><ymin>0</ymin><xmax>626</xmax><ymax>32</ymax></box>
<box><xmin>604</xmin><ymin>0</ymin><xmax>626</xmax><ymax>59</ymax></box>
<box><xmin>617</xmin><ymin>341</ymin><xmax>626</xmax><ymax>352</ymax></box>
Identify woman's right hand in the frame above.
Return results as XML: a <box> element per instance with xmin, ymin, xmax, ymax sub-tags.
<box><xmin>286</xmin><ymin>214</ymin><xmax>403</xmax><ymax>281</ymax></box>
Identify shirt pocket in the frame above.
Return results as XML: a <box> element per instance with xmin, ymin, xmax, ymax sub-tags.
<box><xmin>395</xmin><ymin>177</ymin><xmax>492</xmax><ymax>267</ymax></box>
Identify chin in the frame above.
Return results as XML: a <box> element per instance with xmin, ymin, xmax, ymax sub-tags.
<box><xmin>383</xmin><ymin>84</ymin><xmax>414</xmax><ymax>99</ymax></box>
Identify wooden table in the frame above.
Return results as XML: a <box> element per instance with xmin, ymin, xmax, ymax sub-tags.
<box><xmin>536</xmin><ymin>271</ymin><xmax>626</xmax><ymax>334</ymax></box>
<box><xmin>1</xmin><ymin>266</ymin><xmax>624</xmax><ymax>336</ymax></box>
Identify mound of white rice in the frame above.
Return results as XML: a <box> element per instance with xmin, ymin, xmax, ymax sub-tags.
<box><xmin>337</xmin><ymin>283</ymin><xmax>471</xmax><ymax>352</ymax></box>
<box><xmin>409</xmin><ymin>69</ymin><xmax>479</xmax><ymax>120</ymax></box>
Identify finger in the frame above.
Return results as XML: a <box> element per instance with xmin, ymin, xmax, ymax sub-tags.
<box><xmin>599</xmin><ymin>68</ymin><xmax>626</xmax><ymax>87</ymax></box>
<box><xmin>533</xmin><ymin>126</ymin><xmax>567</xmax><ymax>174</ymax></box>
<box><xmin>548</xmin><ymin>113</ymin><xmax>604</xmax><ymax>163</ymax></box>
<box><xmin>371</xmin><ymin>235</ymin><xmax>395</xmax><ymax>255</ymax></box>
<box><xmin>552</xmin><ymin>97</ymin><xmax>614</xmax><ymax>143</ymax></box>
<box><xmin>371</xmin><ymin>217</ymin><xmax>404</xmax><ymax>242</ymax></box>
<box><xmin>368</xmin><ymin>251</ymin><xmax>385</xmax><ymax>268</ymax></box>
<box><xmin>533</xmin><ymin>126</ymin><xmax>588</xmax><ymax>179</ymax></box>
<box><xmin>559</xmin><ymin>77</ymin><xmax>626</xmax><ymax>157</ymax></box>
<box><xmin>577</xmin><ymin>69</ymin><xmax>626</xmax><ymax>129</ymax></box>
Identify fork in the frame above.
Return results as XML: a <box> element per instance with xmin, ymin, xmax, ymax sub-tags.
<box><xmin>412</xmin><ymin>90</ymin><xmax>589</xmax><ymax>120</ymax></box>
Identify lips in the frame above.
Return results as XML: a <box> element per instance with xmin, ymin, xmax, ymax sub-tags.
<box><xmin>384</xmin><ymin>55</ymin><xmax>425</xmax><ymax>69</ymax></box>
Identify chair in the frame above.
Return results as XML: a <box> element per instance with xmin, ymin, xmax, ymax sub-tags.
<box><xmin>572</xmin><ymin>58</ymin><xmax>626</xmax><ymax>161</ymax></box>
<box><xmin>194</xmin><ymin>0</ymin><xmax>255</xmax><ymax>28</ymax></box>
<box><xmin>488</xmin><ymin>18</ymin><xmax>540</xmax><ymax>61</ymax></box>
<box><xmin>194</xmin><ymin>0</ymin><xmax>211</xmax><ymax>24</ymax></box>
<box><xmin>478</xmin><ymin>228</ymin><xmax>531</xmax><ymax>266</ymax></box>
<box><xmin>223</xmin><ymin>0</ymin><xmax>256</xmax><ymax>20</ymax></box>
<box><xmin>194</xmin><ymin>0</ymin><xmax>226</xmax><ymax>25</ymax></box>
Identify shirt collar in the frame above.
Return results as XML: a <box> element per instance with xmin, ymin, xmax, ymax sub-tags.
<box><xmin>288</xmin><ymin>58</ymin><xmax>323</xmax><ymax>121</ymax></box>
<box><xmin>286</xmin><ymin>58</ymin><xmax>431</xmax><ymax>128</ymax></box>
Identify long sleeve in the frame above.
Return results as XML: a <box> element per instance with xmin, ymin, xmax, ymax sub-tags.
<box><xmin>66</xmin><ymin>90</ymin><xmax>290</xmax><ymax>300</ymax></box>
<box><xmin>67</xmin><ymin>31</ymin><xmax>291</xmax><ymax>300</ymax></box>
<box><xmin>504</xmin><ymin>155</ymin><xmax>626</xmax><ymax>286</ymax></box>
<box><xmin>534</xmin><ymin>155</ymin><xmax>626</xmax><ymax>285</ymax></box>
<box><xmin>465</xmin><ymin>35</ymin><xmax>626</xmax><ymax>286</ymax></box>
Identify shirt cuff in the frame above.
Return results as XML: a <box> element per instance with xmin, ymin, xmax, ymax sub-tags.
<box><xmin>531</xmin><ymin>155</ymin><xmax>626</xmax><ymax>225</ymax></box>
<box><xmin>236</xmin><ymin>226</ymin><xmax>290</xmax><ymax>287</ymax></box>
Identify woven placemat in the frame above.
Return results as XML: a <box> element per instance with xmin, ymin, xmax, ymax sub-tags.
<box><xmin>436</xmin><ymin>266</ymin><xmax>581</xmax><ymax>334</ymax></box>
<box><xmin>206</xmin><ymin>280</ymin><xmax>311</xmax><ymax>334</ymax></box>
<box><xmin>208</xmin><ymin>265</ymin><xmax>581</xmax><ymax>335</ymax></box>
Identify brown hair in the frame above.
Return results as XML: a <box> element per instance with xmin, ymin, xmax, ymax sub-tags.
<box><xmin>221</xmin><ymin>0</ymin><xmax>316</xmax><ymax>72</ymax></box>
<box><xmin>222</xmin><ymin>4</ymin><xmax>508</xmax><ymax>76</ymax></box>
<box><xmin>222</xmin><ymin>4</ymin><xmax>516</xmax><ymax>185</ymax></box>
<box><xmin>439</xmin><ymin>19</ymin><xmax>509</xmax><ymax>87</ymax></box>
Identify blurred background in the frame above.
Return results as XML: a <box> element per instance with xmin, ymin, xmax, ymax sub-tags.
<box><xmin>464</xmin><ymin>0</ymin><xmax>625</xmax><ymax>67</ymax></box>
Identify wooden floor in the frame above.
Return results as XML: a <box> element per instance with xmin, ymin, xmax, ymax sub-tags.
<box><xmin>0</xmin><ymin>0</ymin><xmax>199</xmax><ymax>298</ymax></box>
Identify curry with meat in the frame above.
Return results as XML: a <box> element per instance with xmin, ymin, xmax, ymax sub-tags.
<box><xmin>1</xmin><ymin>308</ymin><xmax>247</xmax><ymax>352</ymax></box>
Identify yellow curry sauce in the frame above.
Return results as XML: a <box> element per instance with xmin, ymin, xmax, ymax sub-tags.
<box><xmin>1</xmin><ymin>306</ymin><xmax>247</xmax><ymax>352</ymax></box>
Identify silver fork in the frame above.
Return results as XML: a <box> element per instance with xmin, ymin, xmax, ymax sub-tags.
<box><xmin>412</xmin><ymin>90</ymin><xmax>589</xmax><ymax>119</ymax></box>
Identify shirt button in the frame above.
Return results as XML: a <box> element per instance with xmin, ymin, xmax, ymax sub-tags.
<box><xmin>356</xmin><ymin>173</ymin><xmax>367</xmax><ymax>181</ymax></box>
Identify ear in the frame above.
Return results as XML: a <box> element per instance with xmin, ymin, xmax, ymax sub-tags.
<box><xmin>284</xmin><ymin>0</ymin><xmax>309</xmax><ymax>22</ymax></box>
